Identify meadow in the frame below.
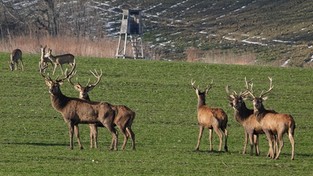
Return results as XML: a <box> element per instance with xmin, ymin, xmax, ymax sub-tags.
<box><xmin>0</xmin><ymin>52</ymin><xmax>312</xmax><ymax>175</ymax></box>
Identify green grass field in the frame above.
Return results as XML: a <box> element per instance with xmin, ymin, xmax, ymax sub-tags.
<box><xmin>0</xmin><ymin>53</ymin><xmax>312</xmax><ymax>175</ymax></box>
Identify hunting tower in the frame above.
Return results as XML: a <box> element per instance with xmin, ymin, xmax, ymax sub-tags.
<box><xmin>116</xmin><ymin>9</ymin><xmax>144</xmax><ymax>59</ymax></box>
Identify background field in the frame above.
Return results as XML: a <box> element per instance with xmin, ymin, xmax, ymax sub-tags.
<box><xmin>0</xmin><ymin>53</ymin><xmax>312</xmax><ymax>175</ymax></box>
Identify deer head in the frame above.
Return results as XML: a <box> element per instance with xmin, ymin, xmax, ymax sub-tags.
<box><xmin>191</xmin><ymin>79</ymin><xmax>213</xmax><ymax>95</ymax></box>
<box><xmin>40</xmin><ymin>63</ymin><xmax>76</xmax><ymax>95</ymax></box>
<box><xmin>247</xmin><ymin>77</ymin><xmax>274</xmax><ymax>110</ymax></box>
<box><xmin>191</xmin><ymin>79</ymin><xmax>213</xmax><ymax>106</ymax></box>
<box><xmin>68</xmin><ymin>69</ymin><xmax>103</xmax><ymax>100</ymax></box>
<box><xmin>44</xmin><ymin>48</ymin><xmax>52</xmax><ymax>58</ymax></box>
<box><xmin>226</xmin><ymin>77</ymin><xmax>253</xmax><ymax>110</ymax></box>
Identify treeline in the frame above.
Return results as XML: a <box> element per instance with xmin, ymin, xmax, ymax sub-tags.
<box><xmin>0</xmin><ymin>0</ymin><xmax>121</xmax><ymax>39</ymax></box>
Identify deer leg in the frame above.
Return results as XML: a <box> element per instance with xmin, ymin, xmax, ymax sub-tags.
<box><xmin>264</xmin><ymin>131</ymin><xmax>275</xmax><ymax>159</ymax></box>
<box><xmin>52</xmin><ymin>64</ymin><xmax>58</xmax><ymax>75</ymax></box>
<box><xmin>126</xmin><ymin>127</ymin><xmax>136</xmax><ymax>150</ymax></box>
<box><xmin>74</xmin><ymin>125</ymin><xmax>83</xmax><ymax>149</ymax></box>
<box><xmin>68</xmin><ymin>123</ymin><xmax>74</xmax><ymax>150</ymax></box>
<box><xmin>254</xmin><ymin>134</ymin><xmax>260</xmax><ymax>156</ymax></box>
<box><xmin>60</xmin><ymin>64</ymin><xmax>64</xmax><ymax>75</ymax></box>
<box><xmin>243</xmin><ymin>131</ymin><xmax>248</xmax><ymax>154</ymax></box>
<box><xmin>209</xmin><ymin>128</ymin><xmax>214</xmax><ymax>151</ymax></box>
<box><xmin>288</xmin><ymin>130</ymin><xmax>295</xmax><ymax>160</ymax></box>
<box><xmin>223</xmin><ymin>129</ymin><xmax>228</xmax><ymax>152</ymax></box>
<box><xmin>195</xmin><ymin>126</ymin><xmax>203</xmax><ymax>151</ymax></box>
<box><xmin>275</xmin><ymin>133</ymin><xmax>284</xmax><ymax>160</ymax></box>
<box><xmin>118</xmin><ymin>125</ymin><xmax>128</xmax><ymax>150</ymax></box>
<box><xmin>213</xmin><ymin>128</ymin><xmax>223</xmax><ymax>151</ymax></box>
<box><xmin>104</xmin><ymin>123</ymin><xmax>118</xmax><ymax>150</ymax></box>
<box><xmin>248</xmin><ymin>133</ymin><xmax>254</xmax><ymax>156</ymax></box>
<box><xmin>89</xmin><ymin>124</ymin><xmax>97</xmax><ymax>148</ymax></box>
<box><xmin>20</xmin><ymin>59</ymin><xmax>24</xmax><ymax>71</ymax></box>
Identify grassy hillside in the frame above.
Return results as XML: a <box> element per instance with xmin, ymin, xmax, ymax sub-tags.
<box><xmin>136</xmin><ymin>0</ymin><xmax>313</xmax><ymax>66</ymax></box>
<box><xmin>0</xmin><ymin>53</ymin><xmax>313</xmax><ymax>175</ymax></box>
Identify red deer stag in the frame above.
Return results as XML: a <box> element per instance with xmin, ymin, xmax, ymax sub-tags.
<box><xmin>40</xmin><ymin>64</ymin><xmax>118</xmax><ymax>150</ymax></box>
<box><xmin>44</xmin><ymin>48</ymin><xmax>75</xmax><ymax>75</ymax></box>
<box><xmin>69</xmin><ymin>70</ymin><xmax>136</xmax><ymax>150</ymax></box>
<box><xmin>9</xmin><ymin>48</ymin><xmax>23</xmax><ymax>71</ymax></box>
<box><xmin>191</xmin><ymin>80</ymin><xmax>228</xmax><ymax>152</ymax></box>
<box><xmin>226</xmin><ymin>78</ymin><xmax>263</xmax><ymax>156</ymax></box>
<box><xmin>247</xmin><ymin>77</ymin><xmax>295</xmax><ymax>160</ymax></box>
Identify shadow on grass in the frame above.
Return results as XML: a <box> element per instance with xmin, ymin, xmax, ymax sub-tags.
<box><xmin>3</xmin><ymin>141</ymin><xmax>67</xmax><ymax>147</ymax></box>
<box><xmin>191</xmin><ymin>149</ymin><xmax>229</xmax><ymax>154</ymax></box>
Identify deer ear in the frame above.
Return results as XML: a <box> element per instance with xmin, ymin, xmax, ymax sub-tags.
<box><xmin>86</xmin><ymin>85</ymin><xmax>95</xmax><ymax>92</ymax></box>
<box><xmin>262</xmin><ymin>96</ymin><xmax>268</xmax><ymax>101</ymax></box>
<box><xmin>45</xmin><ymin>80</ymin><xmax>51</xmax><ymax>87</ymax></box>
<box><xmin>74</xmin><ymin>85</ymin><xmax>81</xmax><ymax>91</ymax></box>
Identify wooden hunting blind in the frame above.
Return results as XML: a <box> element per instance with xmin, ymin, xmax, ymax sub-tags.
<box><xmin>116</xmin><ymin>9</ymin><xmax>144</xmax><ymax>59</ymax></box>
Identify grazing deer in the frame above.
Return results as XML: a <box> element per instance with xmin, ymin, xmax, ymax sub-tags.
<box><xmin>191</xmin><ymin>80</ymin><xmax>228</xmax><ymax>152</ymax></box>
<box><xmin>226</xmin><ymin>79</ymin><xmax>263</xmax><ymax>156</ymax></box>
<box><xmin>44</xmin><ymin>48</ymin><xmax>75</xmax><ymax>75</ymax></box>
<box><xmin>69</xmin><ymin>70</ymin><xmax>136</xmax><ymax>150</ymax></box>
<box><xmin>40</xmin><ymin>64</ymin><xmax>118</xmax><ymax>150</ymax></box>
<box><xmin>39</xmin><ymin>45</ymin><xmax>53</xmax><ymax>70</ymax></box>
<box><xmin>9</xmin><ymin>48</ymin><xmax>23</xmax><ymax>71</ymax></box>
<box><xmin>247</xmin><ymin>77</ymin><xmax>296</xmax><ymax>160</ymax></box>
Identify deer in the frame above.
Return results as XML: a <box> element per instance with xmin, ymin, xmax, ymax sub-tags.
<box><xmin>39</xmin><ymin>64</ymin><xmax>118</xmax><ymax>151</ymax></box>
<box><xmin>191</xmin><ymin>80</ymin><xmax>228</xmax><ymax>152</ymax></box>
<box><xmin>226</xmin><ymin>78</ymin><xmax>264</xmax><ymax>156</ymax></box>
<box><xmin>9</xmin><ymin>48</ymin><xmax>23</xmax><ymax>71</ymax></box>
<box><xmin>38</xmin><ymin>45</ymin><xmax>53</xmax><ymax>70</ymax></box>
<box><xmin>44</xmin><ymin>48</ymin><xmax>75</xmax><ymax>75</ymax></box>
<box><xmin>68</xmin><ymin>70</ymin><xmax>136</xmax><ymax>150</ymax></box>
<box><xmin>247</xmin><ymin>77</ymin><xmax>296</xmax><ymax>160</ymax></box>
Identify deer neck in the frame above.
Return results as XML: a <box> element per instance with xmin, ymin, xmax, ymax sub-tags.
<box><xmin>197</xmin><ymin>97</ymin><xmax>206</xmax><ymax>108</ymax></box>
<box><xmin>234</xmin><ymin>102</ymin><xmax>253</xmax><ymax>123</ymax></box>
<box><xmin>253</xmin><ymin>104</ymin><xmax>267</xmax><ymax>121</ymax></box>
<box><xmin>50</xmin><ymin>91</ymin><xmax>70</xmax><ymax>112</ymax></box>
<box><xmin>80</xmin><ymin>94</ymin><xmax>90</xmax><ymax>101</ymax></box>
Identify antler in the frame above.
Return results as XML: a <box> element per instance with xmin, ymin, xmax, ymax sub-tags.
<box><xmin>88</xmin><ymin>69</ymin><xmax>103</xmax><ymax>88</ymax></box>
<box><xmin>205</xmin><ymin>79</ymin><xmax>214</xmax><ymax>93</ymax></box>
<box><xmin>56</xmin><ymin>63</ymin><xmax>76</xmax><ymax>83</ymax></box>
<box><xmin>191</xmin><ymin>80</ymin><xmax>198</xmax><ymax>90</ymax></box>
<box><xmin>67</xmin><ymin>70</ymin><xmax>78</xmax><ymax>86</ymax></box>
<box><xmin>259</xmin><ymin>77</ymin><xmax>274</xmax><ymax>98</ymax></box>
<box><xmin>39</xmin><ymin>63</ymin><xmax>51</xmax><ymax>81</ymax></box>
<box><xmin>191</xmin><ymin>79</ymin><xmax>213</xmax><ymax>93</ymax></box>
<box><xmin>241</xmin><ymin>77</ymin><xmax>254</xmax><ymax>97</ymax></box>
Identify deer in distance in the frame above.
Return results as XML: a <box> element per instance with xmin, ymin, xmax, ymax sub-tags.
<box><xmin>68</xmin><ymin>70</ymin><xmax>136</xmax><ymax>150</ymax></box>
<box><xmin>40</xmin><ymin>64</ymin><xmax>118</xmax><ymax>150</ymax></box>
<box><xmin>226</xmin><ymin>78</ymin><xmax>268</xmax><ymax>156</ymax></box>
<box><xmin>39</xmin><ymin>45</ymin><xmax>53</xmax><ymax>70</ymax></box>
<box><xmin>44</xmin><ymin>48</ymin><xmax>75</xmax><ymax>75</ymax></box>
<box><xmin>9</xmin><ymin>48</ymin><xmax>23</xmax><ymax>71</ymax></box>
<box><xmin>247</xmin><ymin>77</ymin><xmax>296</xmax><ymax>160</ymax></box>
<box><xmin>191</xmin><ymin>80</ymin><xmax>228</xmax><ymax>152</ymax></box>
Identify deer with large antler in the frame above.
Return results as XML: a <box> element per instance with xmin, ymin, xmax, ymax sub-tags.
<box><xmin>191</xmin><ymin>80</ymin><xmax>228</xmax><ymax>152</ymax></box>
<box><xmin>68</xmin><ymin>70</ymin><xmax>136</xmax><ymax>150</ymax></box>
<box><xmin>226</xmin><ymin>78</ymin><xmax>265</xmax><ymax>156</ymax></box>
<box><xmin>40</xmin><ymin>64</ymin><xmax>118</xmax><ymax>150</ymax></box>
<box><xmin>247</xmin><ymin>77</ymin><xmax>296</xmax><ymax>160</ymax></box>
